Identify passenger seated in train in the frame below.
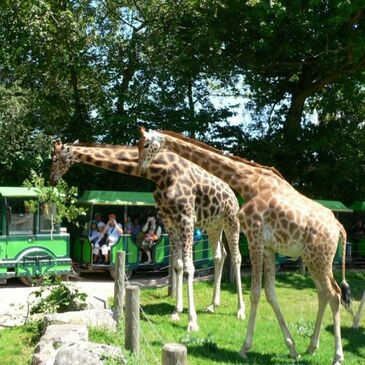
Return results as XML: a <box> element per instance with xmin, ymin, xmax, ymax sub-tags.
<box><xmin>90</xmin><ymin>221</ymin><xmax>106</xmax><ymax>263</ymax></box>
<box><xmin>139</xmin><ymin>215</ymin><xmax>162</xmax><ymax>263</ymax></box>
<box><xmin>100</xmin><ymin>213</ymin><xmax>123</xmax><ymax>264</ymax></box>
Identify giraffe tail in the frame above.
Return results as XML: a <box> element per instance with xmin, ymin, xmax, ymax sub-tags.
<box><xmin>339</xmin><ymin>224</ymin><xmax>351</xmax><ymax>311</ymax></box>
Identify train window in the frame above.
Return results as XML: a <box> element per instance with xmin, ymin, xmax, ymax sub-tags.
<box><xmin>39</xmin><ymin>203</ymin><xmax>56</xmax><ymax>233</ymax></box>
<box><xmin>7</xmin><ymin>199</ymin><xmax>34</xmax><ymax>235</ymax></box>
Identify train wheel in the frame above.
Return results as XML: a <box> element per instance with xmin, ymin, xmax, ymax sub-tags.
<box><xmin>19</xmin><ymin>276</ymin><xmax>43</xmax><ymax>287</ymax></box>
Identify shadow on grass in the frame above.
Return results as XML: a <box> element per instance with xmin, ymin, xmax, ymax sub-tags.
<box><xmin>325</xmin><ymin>324</ymin><xmax>365</xmax><ymax>358</ymax></box>
<box><xmin>220</xmin><ymin>271</ymin><xmax>364</xmax><ymax>298</ymax></box>
<box><xmin>141</xmin><ymin>302</ymin><xmax>175</xmax><ymax>316</ymax></box>
<box><xmin>186</xmin><ymin>345</ymin><xmax>314</xmax><ymax>365</ymax></box>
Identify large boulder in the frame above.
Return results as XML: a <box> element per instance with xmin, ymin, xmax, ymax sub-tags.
<box><xmin>54</xmin><ymin>342</ymin><xmax>126</xmax><ymax>365</ymax></box>
<box><xmin>44</xmin><ymin>309</ymin><xmax>117</xmax><ymax>332</ymax></box>
<box><xmin>32</xmin><ymin>324</ymin><xmax>88</xmax><ymax>365</ymax></box>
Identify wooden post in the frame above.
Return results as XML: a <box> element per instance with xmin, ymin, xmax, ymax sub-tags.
<box><xmin>114</xmin><ymin>251</ymin><xmax>125</xmax><ymax>319</ymax></box>
<box><xmin>125</xmin><ymin>285</ymin><xmax>140</xmax><ymax>355</ymax></box>
<box><xmin>162</xmin><ymin>343</ymin><xmax>187</xmax><ymax>365</ymax></box>
<box><xmin>168</xmin><ymin>253</ymin><xmax>176</xmax><ymax>298</ymax></box>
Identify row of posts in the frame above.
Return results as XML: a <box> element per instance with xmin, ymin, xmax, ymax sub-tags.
<box><xmin>114</xmin><ymin>251</ymin><xmax>187</xmax><ymax>364</ymax></box>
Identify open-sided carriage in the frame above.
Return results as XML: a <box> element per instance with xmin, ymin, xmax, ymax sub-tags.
<box><xmin>71</xmin><ymin>190</ymin><xmax>215</xmax><ymax>278</ymax></box>
<box><xmin>0</xmin><ymin>187</ymin><xmax>71</xmax><ymax>286</ymax></box>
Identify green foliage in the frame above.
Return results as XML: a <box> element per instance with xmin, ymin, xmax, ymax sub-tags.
<box><xmin>0</xmin><ymin>0</ymin><xmax>365</xmax><ymax>200</ymax></box>
<box><xmin>30</xmin><ymin>276</ymin><xmax>87</xmax><ymax>314</ymax></box>
<box><xmin>23</xmin><ymin>170</ymin><xmax>85</xmax><ymax>234</ymax></box>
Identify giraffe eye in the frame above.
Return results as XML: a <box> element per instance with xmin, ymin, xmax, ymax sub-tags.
<box><xmin>144</xmin><ymin>142</ymin><xmax>150</xmax><ymax>149</ymax></box>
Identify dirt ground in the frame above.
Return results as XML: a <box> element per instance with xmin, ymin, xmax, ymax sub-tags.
<box><xmin>0</xmin><ymin>271</ymin><xmax>170</xmax><ymax>328</ymax></box>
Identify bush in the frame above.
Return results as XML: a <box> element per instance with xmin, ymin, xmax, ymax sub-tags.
<box><xmin>30</xmin><ymin>276</ymin><xmax>87</xmax><ymax>314</ymax></box>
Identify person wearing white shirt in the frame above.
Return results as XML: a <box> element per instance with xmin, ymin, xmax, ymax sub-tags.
<box><xmin>100</xmin><ymin>213</ymin><xmax>123</xmax><ymax>264</ymax></box>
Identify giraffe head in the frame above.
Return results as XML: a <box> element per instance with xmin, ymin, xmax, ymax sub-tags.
<box><xmin>137</xmin><ymin>128</ymin><xmax>165</xmax><ymax>173</ymax></box>
<box><xmin>50</xmin><ymin>139</ymin><xmax>75</xmax><ymax>185</ymax></box>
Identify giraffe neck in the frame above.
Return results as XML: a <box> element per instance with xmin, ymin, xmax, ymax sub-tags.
<box><xmin>69</xmin><ymin>145</ymin><xmax>139</xmax><ymax>176</ymax></box>
<box><xmin>160</xmin><ymin>134</ymin><xmax>287</xmax><ymax>200</ymax></box>
<box><xmin>69</xmin><ymin>145</ymin><xmax>171</xmax><ymax>186</ymax></box>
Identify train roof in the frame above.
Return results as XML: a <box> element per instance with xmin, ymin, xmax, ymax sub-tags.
<box><xmin>78</xmin><ymin>190</ymin><xmax>156</xmax><ymax>206</ymax></box>
<box><xmin>0</xmin><ymin>187</ymin><xmax>38</xmax><ymax>198</ymax></box>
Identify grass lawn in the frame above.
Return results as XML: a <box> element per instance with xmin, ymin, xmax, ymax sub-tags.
<box><xmin>0</xmin><ymin>271</ymin><xmax>364</xmax><ymax>365</ymax></box>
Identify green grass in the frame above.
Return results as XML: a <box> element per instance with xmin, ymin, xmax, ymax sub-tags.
<box><xmin>130</xmin><ymin>271</ymin><xmax>365</xmax><ymax>365</ymax></box>
<box><xmin>0</xmin><ymin>321</ymin><xmax>43</xmax><ymax>365</ymax></box>
<box><xmin>1</xmin><ymin>272</ymin><xmax>365</xmax><ymax>365</ymax></box>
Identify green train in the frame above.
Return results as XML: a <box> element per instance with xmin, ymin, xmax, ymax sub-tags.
<box><xmin>0</xmin><ymin>187</ymin><xmax>71</xmax><ymax>286</ymax></box>
<box><xmin>71</xmin><ymin>190</ymin><xmax>215</xmax><ymax>279</ymax></box>
<box><xmin>0</xmin><ymin>187</ymin><xmax>361</xmax><ymax>286</ymax></box>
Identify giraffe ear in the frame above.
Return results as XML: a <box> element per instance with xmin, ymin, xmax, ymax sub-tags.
<box><xmin>73</xmin><ymin>139</ymin><xmax>79</xmax><ymax>144</ymax></box>
<box><xmin>52</xmin><ymin>139</ymin><xmax>63</xmax><ymax>152</ymax></box>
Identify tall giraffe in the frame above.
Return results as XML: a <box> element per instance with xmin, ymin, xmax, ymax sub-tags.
<box><xmin>50</xmin><ymin>140</ymin><xmax>245</xmax><ymax>331</ymax></box>
<box><xmin>137</xmin><ymin>129</ymin><xmax>351</xmax><ymax>365</ymax></box>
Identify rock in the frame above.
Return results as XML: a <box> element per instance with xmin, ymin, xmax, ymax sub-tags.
<box><xmin>32</xmin><ymin>324</ymin><xmax>88</xmax><ymax>365</ymax></box>
<box><xmin>44</xmin><ymin>309</ymin><xmax>117</xmax><ymax>332</ymax></box>
<box><xmin>54</xmin><ymin>342</ymin><xmax>126</xmax><ymax>365</ymax></box>
<box><xmin>54</xmin><ymin>345</ymin><xmax>102</xmax><ymax>365</ymax></box>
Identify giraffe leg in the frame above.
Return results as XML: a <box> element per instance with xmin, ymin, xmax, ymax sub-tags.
<box><xmin>205</xmin><ymin>228</ymin><xmax>226</xmax><ymax>313</ymax></box>
<box><xmin>182</xmin><ymin>222</ymin><xmax>199</xmax><ymax>332</ymax></box>
<box><xmin>224</xmin><ymin>217</ymin><xmax>245</xmax><ymax>320</ymax></box>
<box><xmin>305</xmin><ymin>276</ymin><xmax>328</xmax><ymax>355</ymax></box>
<box><xmin>353</xmin><ymin>289</ymin><xmax>365</xmax><ymax>329</ymax></box>
<box><xmin>262</xmin><ymin>249</ymin><xmax>299</xmax><ymax>359</ymax></box>
<box><xmin>239</xmin><ymin>240</ymin><xmax>264</xmax><ymax>359</ymax></box>
<box><xmin>327</xmin><ymin>278</ymin><xmax>344</xmax><ymax>365</ymax></box>
<box><xmin>169</xmin><ymin>232</ymin><xmax>183</xmax><ymax>322</ymax></box>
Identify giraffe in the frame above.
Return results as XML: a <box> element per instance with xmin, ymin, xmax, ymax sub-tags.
<box><xmin>50</xmin><ymin>140</ymin><xmax>245</xmax><ymax>331</ymax></box>
<box><xmin>137</xmin><ymin>129</ymin><xmax>351</xmax><ymax>365</ymax></box>
<box><xmin>353</xmin><ymin>289</ymin><xmax>365</xmax><ymax>328</ymax></box>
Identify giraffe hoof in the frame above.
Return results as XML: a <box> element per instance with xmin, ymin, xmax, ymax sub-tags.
<box><xmin>331</xmin><ymin>354</ymin><xmax>344</xmax><ymax>365</ymax></box>
<box><xmin>205</xmin><ymin>304</ymin><xmax>215</xmax><ymax>313</ymax></box>
<box><xmin>238</xmin><ymin>349</ymin><xmax>248</xmax><ymax>360</ymax></box>
<box><xmin>352</xmin><ymin>317</ymin><xmax>360</xmax><ymax>329</ymax></box>
<box><xmin>171</xmin><ymin>312</ymin><xmax>181</xmax><ymax>322</ymax></box>
<box><xmin>305</xmin><ymin>345</ymin><xmax>318</xmax><ymax>356</ymax></box>
<box><xmin>187</xmin><ymin>322</ymin><xmax>199</xmax><ymax>332</ymax></box>
<box><xmin>290</xmin><ymin>352</ymin><xmax>301</xmax><ymax>360</ymax></box>
<box><xmin>237</xmin><ymin>308</ymin><xmax>246</xmax><ymax>320</ymax></box>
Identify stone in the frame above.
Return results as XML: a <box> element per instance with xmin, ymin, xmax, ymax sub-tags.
<box><xmin>32</xmin><ymin>324</ymin><xmax>88</xmax><ymax>365</ymax></box>
<box><xmin>44</xmin><ymin>309</ymin><xmax>117</xmax><ymax>332</ymax></box>
<box><xmin>54</xmin><ymin>342</ymin><xmax>126</xmax><ymax>365</ymax></box>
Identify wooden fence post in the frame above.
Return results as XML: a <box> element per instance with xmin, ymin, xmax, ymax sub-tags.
<box><xmin>125</xmin><ymin>285</ymin><xmax>140</xmax><ymax>355</ymax></box>
<box><xmin>162</xmin><ymin>343</ymin><xmax>187</xmax><ymax>365</ymax></box>
<box><xmin>114</xmin><ymin>251</ymin><xmax>125</xmax><ymax>319</ymax></box>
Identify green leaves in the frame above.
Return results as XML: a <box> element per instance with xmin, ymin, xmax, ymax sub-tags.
<box><xmin>23</xmin><ymin>170</ymin><xmax>85</xmax><ymax>235</ymax></box>
<box><xmin>29</xmin><ymin>276</ymin><xmax>87</xmax><ymax>314</ymax></box>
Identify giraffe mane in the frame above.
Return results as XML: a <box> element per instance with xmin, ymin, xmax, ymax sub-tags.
<box><xmin>65</xmin><ymin>142</ymin><xmax>137</xmax><ymax>150</ymax></box>
<box><xmin>160</xmin><ymin>130</ymin><xmax>285</xmax><ymax>180</ymax></box>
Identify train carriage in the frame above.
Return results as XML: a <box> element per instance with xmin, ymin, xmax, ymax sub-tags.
<box><xmin>0</xmin><ymin>187</ymin><xmax>71</xmax><ymax>286</ymax></box>
<box><xmin>72</xmin><ymin>190</ymin><xmax>215</xmax><ymax>278</ymax></box>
